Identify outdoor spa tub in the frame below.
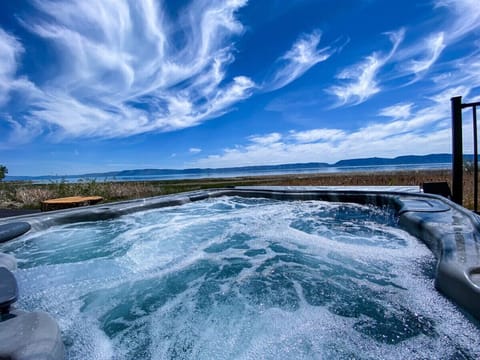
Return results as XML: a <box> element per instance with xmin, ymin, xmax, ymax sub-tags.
<box><xmin>0</xmin><ymin>186</ymin><xmax>480</xmax><ymax>359</ymax></box>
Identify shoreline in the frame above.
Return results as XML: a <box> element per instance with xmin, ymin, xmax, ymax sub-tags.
<box><xmin>5</xmin><ymin>161</ymin><xmax>453</xmax><ymax>183</ymax></box>
<box><xmin>0</xmin><ymin>168</ymin><xmax>469</xmax><ymax>211</ymax></box>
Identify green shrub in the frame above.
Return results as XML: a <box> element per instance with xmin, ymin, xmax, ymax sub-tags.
<box><xmin>0</xmin><ymin>165</ymin><xmax>7</xmax><ymax>181</ymax></box>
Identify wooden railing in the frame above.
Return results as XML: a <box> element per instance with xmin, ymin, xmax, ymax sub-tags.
<box><xmin>451</xmin><ymin>96</ymin><xmax>480</xmax><ymax>210</ymax></box>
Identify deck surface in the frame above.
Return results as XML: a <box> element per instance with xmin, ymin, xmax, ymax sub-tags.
<box><xmin>41</xmin><ymin>196</ymin><xmax>103</xmax><ymax>211</ymax></box>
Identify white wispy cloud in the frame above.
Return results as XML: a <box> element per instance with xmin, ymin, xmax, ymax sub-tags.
<box><xmin>189</xmin><ymin>147</ymin><xmax>202</xmax><ymax>154</ymax></box>
<box><xmin>427</xmin><ymin>85</ymin><xmax>472</xmax><ymax>104</ymax></box>
<box><xmin>327</xmin><ymin>29</ymin><xmax>405</xmax><ymax>106</ymax></box>
<box><xmin>263</xmin><ymin>30</ymin><xmax>335</xmax><ymax>91</ymax></box>
<box><xmin>0</xmin><ymin>116</ymin><xmax>44</xmax><ymax>149</ymax></box>
<box><xmin>248</xmin><ymin>132</ymin><xmax>282</xmax><ymax>145</ymax></box>
<box><xmin>390</xmin><ymin>0</ymin><xmax>479</xmax><ymax>82</ymax></box>
<box><xmin>324</xmin><ymin>0</ymin><xmax>478</xmax><ymax>106</ymax></box>
<box><xmin>3</xmin><ymin>0</ymin><xmax>257</xmax><ymax>140</ymax></box>
<box><xmin>435</xmin><ymin>0</ymin><xmax>480</xmax><ymax>42</ymax></box>
<box><xmin>378</xmin><ymin>103</ymin><xmax>413</xmax><ymax>120</ymax></box>
<box><xmin>289</xmin><ymin>129</ymin><xmax>345</xmax><ymax>143</ymax></box>
<box><xmin>429</xmin><ymin>51</ymin><xmax>480</xmax><ymax>104</ymax></box>
<box><xmin>0</xmin><ymin>29</ymin><xmax>19</xmax><ymax>104</ymax></box>
<box><xmin>0</xmin><ymin>29</ymin><xmax>26</xmax><ymax>106</ymax></box>
<box><xmin>400</xmin><ymin>32</ymin><xmax>445</xmax><ymax>77</ymax></box>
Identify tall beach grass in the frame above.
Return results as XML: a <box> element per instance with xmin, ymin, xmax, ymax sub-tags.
<box><xmin>0</xmin><ymin>169</ymin><xmax>477</xmax><ymax>210</ymax></box>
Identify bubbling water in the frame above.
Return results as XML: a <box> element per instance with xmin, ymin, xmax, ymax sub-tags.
<box><xmin>2</xmin><ymin>197</ymin><xmax>480</xmax><ymax>359</ymax></box>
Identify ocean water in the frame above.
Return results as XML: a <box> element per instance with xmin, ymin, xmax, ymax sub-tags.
<box><xmin>2</xmin><ymin>196</ymin><xmax>479</xmax><ymax>359</ymax></box>
<box><xmin>7</xmin><ymin>162</ymin><xmax>451</xmax><ymax>184</ymax></box>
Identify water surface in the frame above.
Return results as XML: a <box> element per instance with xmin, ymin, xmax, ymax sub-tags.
<box><xmin>2</xmin><ymin>197</ymin><xmax>479</xmax><ymax>359</ymax></box>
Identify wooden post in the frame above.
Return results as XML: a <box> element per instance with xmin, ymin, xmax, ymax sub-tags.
<box><xmin>451</xmin><ymin>96</ymin><xmax>463</xmax><ymax>205</ymax></box>
<box><xmin>473</xmin><ymin>105</ymin><xmax>478</xmax><ymax>212</ymax></box>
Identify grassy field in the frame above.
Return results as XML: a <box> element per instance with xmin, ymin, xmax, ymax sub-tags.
<box><xmin>0</xmin><ymin>169</ymin><xmax>477</xmax><ymax>210</ymax></box>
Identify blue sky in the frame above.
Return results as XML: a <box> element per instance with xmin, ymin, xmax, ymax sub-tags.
<box><xmin>0</xmin><ymin>0</ymin><xmax>479</xmax><ymax>176</ymax></box>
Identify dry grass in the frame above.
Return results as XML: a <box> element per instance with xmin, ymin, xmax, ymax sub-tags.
<box><xmin>0</xmin><ymin>180</ymin><xmax>161</xmax><ymax>209</ymax></box>
<box><xmin>0</xmin><ymin>169</ymin><xmax>477</xmax><ymax>210</ymax></box>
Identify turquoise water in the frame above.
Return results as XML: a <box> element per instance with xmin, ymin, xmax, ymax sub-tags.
<box><xmin>2</xmin><ymin>197</ymin><xmax>479</xmax><ymax>359</ymax></box>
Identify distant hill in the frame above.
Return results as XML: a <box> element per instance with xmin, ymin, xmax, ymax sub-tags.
<box><xmin>86</xmin><ymin>153</ymin><xmax>459</xmax><ymax>178</ymax></box>
<box><xmin>334</xmin><ymin>153</ymin><xmax>456</xmax><ymax>167</ymax></box>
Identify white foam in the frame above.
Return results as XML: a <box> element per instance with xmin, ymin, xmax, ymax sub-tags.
<box><xmin>2</xmin><ymin>196</ymin><xmax>480</xmax><ymax>359</ymax></box>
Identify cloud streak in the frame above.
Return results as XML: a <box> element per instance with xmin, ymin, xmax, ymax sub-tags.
<box><xmin>2</xmin><ymin>0</ymin><xmax>257</xmax><ymax>140</ymax></box>
<box><xmin>326</xmin><ymin>0</ymin><xmax>479</xmax><ymax>107</ymax></box>
<box><xmin>378</xmin><ymin>103</ymin><xmax>413</xmax><ymax>120</ymax></box>
<box><xmin>289</xmin><ymin>129</ymin><xmax>345</xmax><ymax>143</ymax></box>
<box><xmin>0</xmin><ymin>29</ymin><xmax>19</xmax><ymax>105</ymax></box>
<box><xmin>327</xmin><ymin>29</ymin><xmax>404</xmax><ymax>106</ymax></box>
<box><xmin>436</xmin><ymin>0</ymin><xmax>480</xmax><ymax>42</ymax></box>
<box><xmin>401</xmin><ymin>32</ymin><xmax>445</xmax><ymax>77</ymax></box>
<box><xmin>0</xmin><ymin>29</ymin><xmax>27</xmax><ymax>106</ymax></box>
<box><xmin>263</xmin><ymin>30</ymin><xmax>335</xmax><ymax>91</ymax></box>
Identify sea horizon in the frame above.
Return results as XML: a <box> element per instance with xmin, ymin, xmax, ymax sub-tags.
<box><xmin>5</xmin><ymin>162</ymin><xmax>452</xmax><ymax>184</ymax></box>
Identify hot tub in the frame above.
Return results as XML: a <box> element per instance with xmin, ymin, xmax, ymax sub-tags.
<box><xmin>1</xmin><ymin>187</ymin><xmax>479</xmax><ymax>359</ymax></box>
